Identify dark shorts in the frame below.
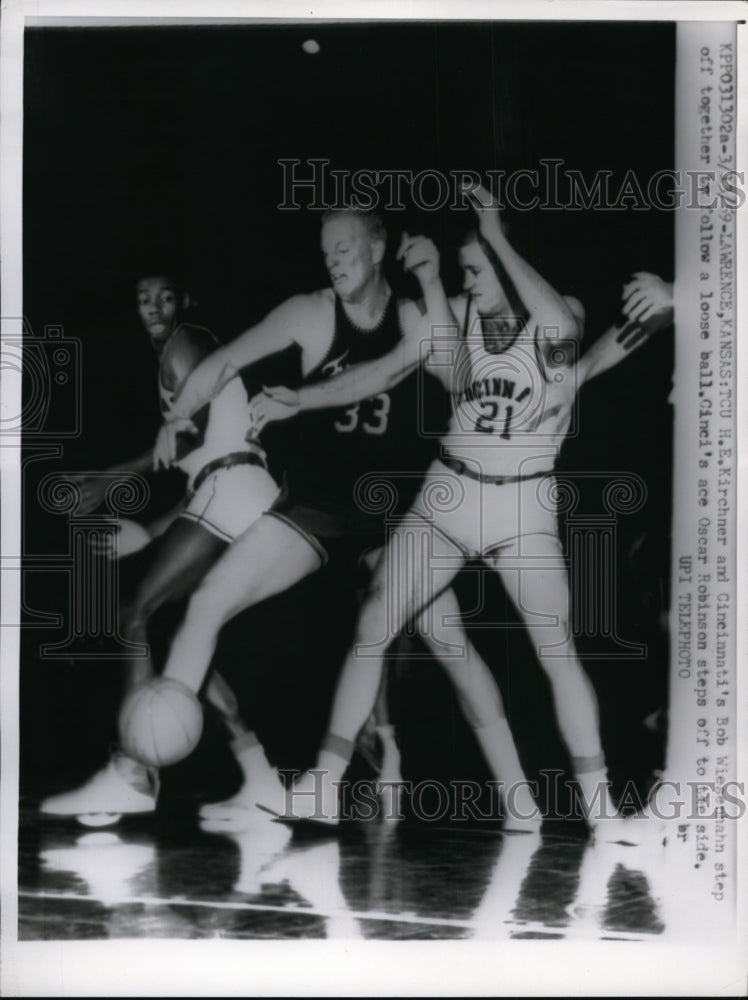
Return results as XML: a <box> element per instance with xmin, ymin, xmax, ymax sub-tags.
<box><xmin>265</xmin><ymin>490</ymin><xmax>386</xmax><ymax>566</ymax></box>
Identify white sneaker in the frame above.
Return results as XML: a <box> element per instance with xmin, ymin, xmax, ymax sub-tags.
<box><xmin>40</xmin><ymin>755</ymin><xmax>159</xmax><ymax>827</ymax></box>
<box><xmin>199</xmin><ymin>770</ymin><xmax>287</xmax><ymax>825</ymax></box>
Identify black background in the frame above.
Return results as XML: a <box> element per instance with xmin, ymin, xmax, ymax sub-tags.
<box><xmin>22</xmin><ymin>21</ymin><xmax>674</xmax><ymax>814</ymax></box>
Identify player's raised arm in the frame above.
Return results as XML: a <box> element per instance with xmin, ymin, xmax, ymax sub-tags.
<box><xmin>397</xmin><ymin>232</ymin><xmax>460</xmax><ymax>344</ymax></box>
<box><xmin>577</xmin><ymin>272</ymin><xmax>673</xmax><ymax>385</ymax></box>
<box><xmin>462</xmin><ymin>179</ymin><xmax>580</xmax><ymax>338</ymax></box>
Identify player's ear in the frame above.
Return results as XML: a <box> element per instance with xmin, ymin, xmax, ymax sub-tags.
<box><xmin>181</xmin><ymin>292</ymin><xmax>192</xmax><ymax>312</ymax></box>
<box><xmin>370</xmin><ymin>238</ymin><xmax>386</xmax><ymax>267</ymax></box>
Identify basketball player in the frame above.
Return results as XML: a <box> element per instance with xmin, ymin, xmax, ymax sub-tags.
<box><xmin>41</xmin><ymin>273</ymin><xmax>280</xmax><ymax>824</ymax></box>
<box><xmin>253</xmin><ymin>181</ymin><xmax>674</xmax><ymax>828</ymax></box>
<box><xmin>151</xmin><ymin>208</ymin><xmax>539</xmax><ymax>825</ymax></box>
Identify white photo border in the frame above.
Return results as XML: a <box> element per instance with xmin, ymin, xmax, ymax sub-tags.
<box><xmin>1</xmin><ymin>1</ymin><xmax>746</xmax><ymax>996</ymax></box>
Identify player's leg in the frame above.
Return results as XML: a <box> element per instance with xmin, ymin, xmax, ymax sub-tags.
<box><xmin>283</xmin><ymin>519</ymin><xmax>460</xmax><ymax>824</ymax></box>
<box><xmin>488</xmin><ymin>531</ymin><xmax>616</xmax><ymax>825</ymax></box>
<box><xmin>358</xmin><ymin>545</ymin><xmax>536</xmax><ymax>824</ymax></box>
<box><xmin>358</xmin><ymin>547</ymin><xmax>403</xmax><ymax>789</ymax></box>
<box><xmin>120</xmin><ymin>514</ymin><xmax>260</xmax><ymax>746</ymax></box>
<box><xmin>419</xmin><ymin>585</ymin><xmax>539</xmax><ymax>826</ymax></box>
<box><xmin>161</xmin><ymin>514</ymin><xmax>323</xmax><ymax>819</ymax></box>
<box><xmin>371</xmin><ymin>668</ymin><xmax>403</xmax><ymax>786</ymax></box>
<box><xmin>120</xmin><ymin>515</ymin><xmax>228</xmax><ymax>686</ymax></box>
<box><xmin>171</xmin><ymin>466</ymin><xmax>291</xmax><ymax>819</ymax></box>
<box><xmin>162</xmin><ymin>513</ymin><xmax>323</xmax><ymax>693</ymax></box>
<box><xmin>198</xmin><ymin>665</ymin><xmax>288</xmax><ymax>823</ymax></box>
<box><xmin>40</xmin><ymin>516</ymin><xmax>251</xmax><ymax>822</ymax></box>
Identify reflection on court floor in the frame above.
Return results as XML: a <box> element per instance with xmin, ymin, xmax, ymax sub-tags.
<box><xmin>20</xmin><ymin>803</ymin><xmax>674</xmax><ymax>942</ymax></box>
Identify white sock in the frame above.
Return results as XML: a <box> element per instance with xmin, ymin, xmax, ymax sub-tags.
<box><xmin>231</xmin><ymin>735</ymin><xmax>274</xmax><ymax>782</ymax></box>
<box><xmin>315</xmin><ymin>732</ymin><xmax>356</xmax><ymax>785</ymax></box>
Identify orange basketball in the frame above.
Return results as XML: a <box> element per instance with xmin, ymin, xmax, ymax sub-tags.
<box><xmin>118</xmin><ymin>677</ymin><xmax>203</xmax><ymax>767</ymax></box>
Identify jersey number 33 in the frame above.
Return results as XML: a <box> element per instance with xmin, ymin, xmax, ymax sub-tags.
<box><xmin>334</xmin><ymin>393</ymin><xmax>391</xmax><ymax>435</ymax></box>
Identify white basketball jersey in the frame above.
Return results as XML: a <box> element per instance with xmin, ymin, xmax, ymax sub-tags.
<box><xmin>441</xmin><ymin>300</ymin><xmax>577</xmax><ymax>478</ymax></box>
<box><xmin>158</xmin><ymin>324</ymin><xmax>255</xmax><ymax>487</ymax></box>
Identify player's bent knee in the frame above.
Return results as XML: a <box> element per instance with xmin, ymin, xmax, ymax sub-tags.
<box><xmin>353</xmin><ymin>612</ymin><xmax>388</xmax><ymax>647</ymax></box>
<box><xmin>354</xmin><ymin>595</ymin><xmax>396</xmax><ymax>646</ymax></box>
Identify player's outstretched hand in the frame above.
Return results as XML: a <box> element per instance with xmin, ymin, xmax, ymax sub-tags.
<box><xmin>153</xmin><ymin>416</ymin><xmax>196</xmax><ymax>471</ymax></box>
<box><xmin>621</xmin><ymin>272</ymin><xmax>673</xmax><ymax>329</ymax></box>
<box><xmin>616</xmin><ymin>272</ymin><xmax>673</xmax><ymax>349</ymax></box>
<box><xmin>248</xmin><ymin>386</ymin><xmax>301</xmax><ymax>429</ymax></box>
<box><xmin>69</xmin><ymin>474</ymin><xmax>109</xmax><ymax>515</ymax></box>
<box><xmin>89</xmin><ymin>519</ymin><xmax>152</xmax><ymax>560</ymax></box>
<box><xmin>396</xmin><ymin>232</ymin><xmax>440</xmax><ymax>287</ymax></box>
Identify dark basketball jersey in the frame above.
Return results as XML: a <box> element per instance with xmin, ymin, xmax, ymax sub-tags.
<box><xmin>287</xmin><ymin>294</ymin><xmax>446</xmax><ymax>511</ymax></box>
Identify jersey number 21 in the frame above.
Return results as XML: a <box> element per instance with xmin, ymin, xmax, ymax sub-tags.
<box><xmin>475</xmin><ymin>401</ymin><xmax>513</xmax><ymax>439</ymax></box>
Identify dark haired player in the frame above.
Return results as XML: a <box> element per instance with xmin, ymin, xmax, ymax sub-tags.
<box><xmin>253</xmin><ymin>182</ymin><xmax>674</xmax><ymax>828</ymax></box>
<box><xmin>41</xmin><ymin>273</ymin><xmax>280</xmax><ymax>824</ymax></box>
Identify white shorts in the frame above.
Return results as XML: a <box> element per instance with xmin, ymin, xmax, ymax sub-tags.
<box><xmin>180</xmin><ymin>463</ymin><xmax>280</xmax><ymax>543</ymax></box>
<box><xmin>410</xmin><ymin>458</ymin><xmax>559</xmax><ymax>559</ymax></box>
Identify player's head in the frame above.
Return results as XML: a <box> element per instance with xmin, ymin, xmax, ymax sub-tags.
<box><xmin>456</xmin><ymin>231</ymin><xmax>506</xmax><ymax>316</ymax></box>
<box><xmin>320</xmin><ymin>208</ymin><xmax>387</xmax><ymax>303</ymax></box>
<box><xmin>135</xmin><ymin>274</ymin><xmax>190</xmax><ymax>347</ymax></box>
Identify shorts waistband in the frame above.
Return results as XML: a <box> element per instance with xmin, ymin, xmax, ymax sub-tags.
<box><xmin>192</xmin><ymin>448</ymin><xmax>267</xmax><ymax>494</ymax></box>
<box><xmin>439</xmin><ymin>454</ymin><xmax>552</xmax><ymax>486</ymax></box>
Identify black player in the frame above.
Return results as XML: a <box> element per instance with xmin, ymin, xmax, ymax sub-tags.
<box><xmin>41</xmin><ymin>273</ymin><xmax>279</xmax><ymax>824</ymax></box>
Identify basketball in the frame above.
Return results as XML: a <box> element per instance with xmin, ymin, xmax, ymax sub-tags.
<box><xmin>118</xmin><ymin>677</ymin><xmax>203</xmax><ymax>767</ymax></box>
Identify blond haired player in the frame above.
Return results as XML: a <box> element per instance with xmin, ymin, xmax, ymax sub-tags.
<box><xmin>253</xmin><ymin>181</ymin><xmax>673</xmax><ymax>828</ymax></box>
<box><xmin>149</xmin><ymin>209</ymin><xmax>540</xmax><ymax>824</ymax></box>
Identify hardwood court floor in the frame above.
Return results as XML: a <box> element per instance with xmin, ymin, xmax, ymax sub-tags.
<box><xmin>19</xmin><ymin>799</ymin><xmax>666</xmax><ymax>942</ymax></box>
